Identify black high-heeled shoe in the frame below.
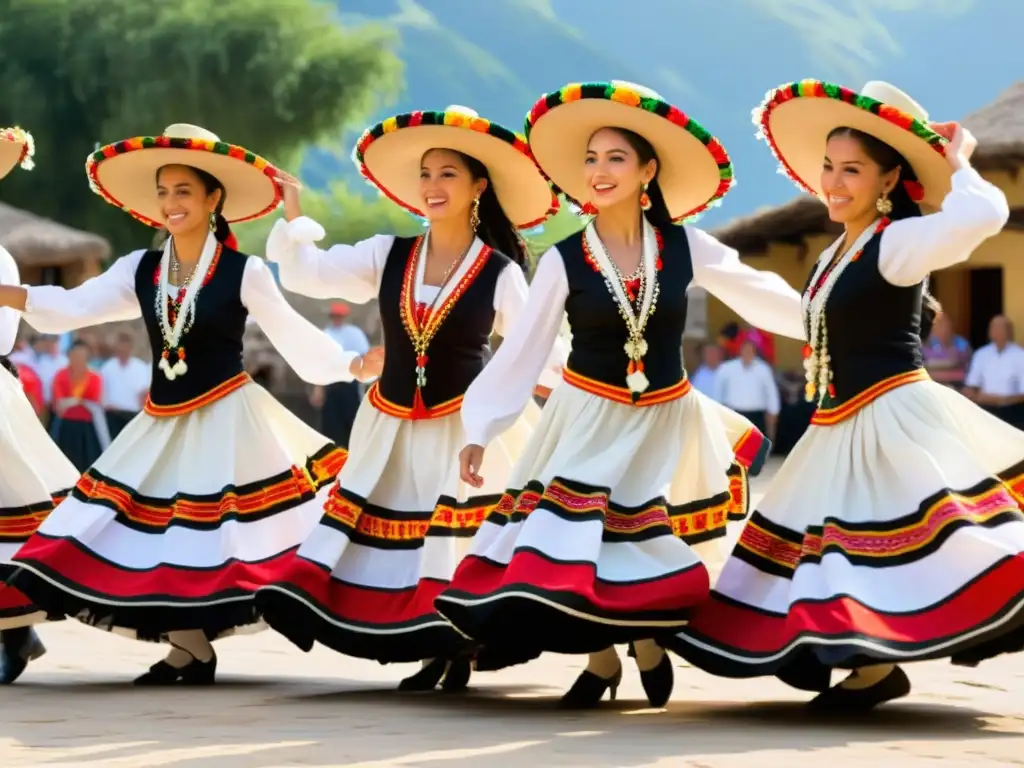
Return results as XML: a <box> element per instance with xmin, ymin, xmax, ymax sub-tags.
<box><xmin>0</xmin><ymin>628</ymin><xmax>46</xmax><ymax>685</ymax></box>
<box><xmin>559</xmin><ymin>665</ymin><xmax>623</xmax><ymax>709</ymax></box>
<box><xmin>441</xmin><ymin>657</ymin><xmax>472</xmax><ymax>693</ymax></box>
<box><xmin>398</xmin><ymin>658</ymin><xmax>447</xmax><ymax>692</ymax></box>
<box><xmin>179</xmin><ymin>652</ymin><xmax>217</xmax><ymax>686</ymax></box>
<box><xmin>628</xmin><ymin>643</ymin><xmax>673</xmax><ymax>708</ymax></box>
<box><xmin>808</xmin><ymin>666</ymin><xmax>910</xmax><ymax>713</ymax></box>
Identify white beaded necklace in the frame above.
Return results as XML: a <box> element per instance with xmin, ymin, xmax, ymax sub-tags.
<box><xmin>801</xmin><ymin>219</ymin><xmax>883</xmax><ymax>403</ymax></box>
<box><xmin>582</xmin><ymin>219</ymin><xmax>660</xmax><ymax>397</ymax></box>
<box><xmin>154</xmin><ymin>233</ymin><xmax>219</xmax><ymax>380</ymax></box>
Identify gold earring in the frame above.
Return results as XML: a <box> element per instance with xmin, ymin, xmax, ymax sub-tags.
<box><xmin>876</xmin><ymin>191</ymin><xmax>893</xmax><ymax>216</ymax></box>
<box><xmin>470</xmin><ymin>197</ymin><xmax>481</xmax><ymax>231</ymax></box>
<box><xmin>209</xmin><ymin>212</ymin><xmax>217</xmax><ymax>232</ymax></box>
<box><xmin>640</xmin><ymin>183</ymin><xmax>651</xmax><ymax>211</ymax></box>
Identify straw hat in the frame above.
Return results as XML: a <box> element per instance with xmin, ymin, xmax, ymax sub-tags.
<box><xmin>85</xmin><ymin>124</ymin><xmax>282</xmax><ymax>227</ymax></box>
<box><xmin>525</xmin><ymin>81</ymin><xmax>735</xmax><ymax>222</ymax></box>
<box><xmin>0</xmin><ymin>127</ymin><xmax>35</xmax><ymax>180</ymax></box>
<box><xmin>755</xmin><ymin>80</ymin><xmax>951</xmax><ymax>209</ymax></box>
<box><xmin>352</xmin><ymin>106</ymin><xmax>558</xmax><ymax>229</ymax></box>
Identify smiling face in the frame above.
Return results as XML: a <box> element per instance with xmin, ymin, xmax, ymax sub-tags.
<box><xmin>419</xmin><ymin>149</ymin><xmax>487</xmax><ymax>224</ymax></box>
<box><xmin>584</xmin><ymin>127</ymin><xmax>656</xmax><ymax>212</ymax></box>
<box><xmin>156</xmin><ymin>165</ymin><xmax>223</xmax><ymax>237</ymax></box>
<box><xmin>821</xmin><ymin>132</ymin><xmax>900</xmax><ymax>226</ymax></box>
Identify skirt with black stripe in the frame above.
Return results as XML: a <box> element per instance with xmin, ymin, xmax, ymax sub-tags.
<box><xmin>254</xmin><ymin>396</ymin><xmax>542</xmax><ymax>664</ymax></box>
<box><xmin>0</xmin><ymin>365</ymin><xmax>78</xmax><ymax>629</ymax></box>
<box><xmin>668</xmin><ymin>376</ymin><xmax>1024</xmax><ymax>691</ymax></box>
<box><xmin>433</xmin><ymin>381</ymin><xmax>768</xmax><ymax>663</ymax></box>
<box><xmin>6</xmin><ymin>381</ymin><xmax>345</xmax><ymax>643</ymax></box>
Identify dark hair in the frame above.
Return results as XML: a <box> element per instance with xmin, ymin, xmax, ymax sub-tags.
<box><xmin>155</xmin><ymin>164</ymin><xmax>235</xmax><ymax>247</ymax></box>
<box><xmin>424</xmin><ymin>149</ymin><xmax>528</xmax><ymax>271</ymax></box>
<box><xmin>827</xmin><ymin>126</ymin><xmax>940</xmax><ymax>338</ymax></box>
<box><xmin>0</xmin><ymin>355</ymin><xmax>18</xmax><ymax>380</ymax></box>
<box><xmin>597</xmin><ymin>127</ymin><xmax>673</xmax><ymax>227</ymax></box>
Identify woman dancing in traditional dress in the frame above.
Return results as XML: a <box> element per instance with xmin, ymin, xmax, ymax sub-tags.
<box><xmin>433</xmin><ymin>81</ymin><xmax>806</xmax><ymax>708</ymax></box>
<box><xmin>668</xmin><ymin>80</ymin><xmax>1017</xmax><ymax>711</ymax></box>
<box><xmin>255</xmin><ymin>105</ymin><xmax>564</xmax><ymax>691</ymax></box>
<box><xmin>0</xmin><ymin>127</ymin><xmax>82</xmax><ymax>684</ymax></box>
<box><xmin>0</xmin><ymin>124</ymin><xmax>370</xmax><ymax>684</ymax></box>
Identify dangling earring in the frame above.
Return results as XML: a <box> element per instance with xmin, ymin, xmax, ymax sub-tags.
<box><xmin>470</xmin><ymin>197</ymin><xmax>481</xmax><ymax>231</ymax></box>
<box><xmin>875</xmin><ymin>191</ymin><xmax>893</xmax><ymax>216</ymax></box>
<box><xmin>209</xmin><ymin>212</ymin><xmax>217</xmax><ymax>232</ymax></box>
<box><xmin>640</xmin><ymin>183</ymin><xmax>651</xmax><ymax>211</ymax></box>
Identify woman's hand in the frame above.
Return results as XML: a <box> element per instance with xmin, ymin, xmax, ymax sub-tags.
<box><xmin>275</xmin><ymin>170</ymin><xmax>304</xmax><ymax>222</ymax></box>
<box><xmin>931</xmin><ymin>121</ymin><xmax>977</xmax><ymax>170</ymax></box>
<box><xmin>354</xmin><ymin>346</ymin><xmax>385</xmax><ymax>381</ymax></box>
<box><xmin>459</xmin><ymin>444</ymin><xmax>485</xmax><ymax>488</ymax></box>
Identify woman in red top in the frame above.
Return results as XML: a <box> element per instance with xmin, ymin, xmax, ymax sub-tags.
<box><xmin>50</xmin><ymin>340</ymin><xmax>107</xmax><ymax>471</ymax></box>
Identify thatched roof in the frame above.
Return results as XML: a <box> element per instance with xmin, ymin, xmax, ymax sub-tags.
<box><xmin>0</xmin><ymin>202</ymin><xmax>111</xmax><ymax>266</ymax></box>
<box><xmin>714</xmin><ymin>81</ymin><xmax>1024</xmax><ymax>253</ymax></box>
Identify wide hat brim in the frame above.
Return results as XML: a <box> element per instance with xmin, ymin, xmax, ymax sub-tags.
<box><xmin>525</xmin><ymin>82</ymin><xmax>734</xmax><ymax>222</ymax></box>
<box><xmin>757</xmin><ymin>80</ymin><xmax>950</xmax><ymax>210</ymax></box>
<box><xmin>86</xmin><ymin>137</ymin><xmax>282</xmax><ymax>228</ymax></box>
<box><xmin>0</xmin><ymin>130</ymin><xmax>32</xmax><ymax>180</ymax></box>
<box><xmin>354</xmin><ymin>111</ymin><xmax>558</xmax><ymax>229</ymax></box>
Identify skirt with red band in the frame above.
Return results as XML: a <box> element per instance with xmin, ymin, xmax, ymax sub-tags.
<box><xmin>668</xmin><ymin>374</ymin><xmax>1024</xmax><ymax>690</ymax></box>
<box><xmin>435</xmin><ymin>376</ymin><xmax>768</xmax><ymax>666</ymax></box>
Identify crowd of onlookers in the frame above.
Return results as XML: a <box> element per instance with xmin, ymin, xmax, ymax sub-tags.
<box><xmin>7</xmin><ymin>331</ymin><xmax>150</xmax><ymax>469</ymax></box>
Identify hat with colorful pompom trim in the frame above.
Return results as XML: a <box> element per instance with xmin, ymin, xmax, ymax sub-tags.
<box><xmin>755</xmin><ymin>80</ymin><xmax>951</xmax><ymax>209</ymax></box>
<box><xmin>0</xmin><ymin>127</ymin><xmax>35</xmax><ymax>180</ymax></box>
<box><xmin>352</xmin><ymin>105</ymin><xmax>559</xmax><ymax>229</ymax></box>
<box><xmin>525</xmin><ymin>81</ymin><xmax>734</xmax><ymax>222</ymax></box>
<box><xmin>85</xmin><ymin>124</ymin><xmax>282</xmax><ymax>228</ymax></box>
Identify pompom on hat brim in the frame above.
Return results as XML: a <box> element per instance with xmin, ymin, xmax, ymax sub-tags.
<box><xmin>755</xmin><ymin>80</ymin><xmax>951</xmax><ymax>210</ymax></box>
<box><xmin>525</xmin><ymin>81</ymin><xmax>735</xmax><ymax>222</ymax></box>
<box><xmin>85</xmin><ymin>124</ymin><xmax>282</xmax><ymax>228</ymax></box>
<box><xmin>0</xmin><ymin>127</ymin><xmax>35</xmax><ymax>180</ymax></box>
<box><xmin>353</xmin><ymin>106</ymin><xmax>559</xmax><ymax>230</ymax></box>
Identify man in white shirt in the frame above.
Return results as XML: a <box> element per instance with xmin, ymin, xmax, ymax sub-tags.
<box><xmin>691</xmin><ymin>342</ymin><xmax>724</xmax><ymax>399</ymax></box>
<box><xmin>964</xmin><ymin>315</ymin><xmax>1024</xmax><ymax>428</ymax></box>
<box><xmin>99</xmin><ymin>332</ymin><xmax>151</xmax><ymax>438</ymax></box>
<box><xmin>312</xmin><ymin>302</ymin><xmax>371</xmax><ymax>448</ymax></box>
<box><xmin>31</xmin><ymin>335</ymin><xmax>67</xmax><ymax>410</ymax></box>
<box><xmin>713</xmin><ymin>339</ymin><xmax>781</xmax><ymax>442</ymax></box>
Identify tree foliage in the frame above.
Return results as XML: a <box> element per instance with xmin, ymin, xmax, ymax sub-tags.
<box><xmin>521</xmin><ymin>196</ymin><xmax>586</xmax><ymax>266</ymax></box>
<box><xmin>0</xmin><ymin>0</ymin><xmax>401</xmax><ymax>253</ymax></box>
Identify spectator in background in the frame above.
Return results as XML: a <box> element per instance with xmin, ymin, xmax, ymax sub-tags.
<box><xmin>964</xmin><ymin>314</ymin><xmax>1024</xmax><ymax>428</ymax></box>
<box><xmin>923</xmin><ymin>312</ymin><xmax>972</xmax><ymax>390</ymax></box>
<box><xmin>310</xmin><ymin>301</ymin><xmax>370</xmax><ymax>449</ymax></box>
<box><xmin>15</xmin><ymin>360</ymin><xmax>44</xmax><ymax>417</ymax></box>
<box><xmin>50</xmin><ymin>340</ymin><xmax>109</xmax><ymax>470</ymax></box>
<box><xmin>718</xmin><ymin>321</ymin><xmax>742</xmax><ymax>358</ymax></box>
<box><xmin>717</xmin><ymin>320</ymin><xmax>776</xmax><ymax>365</ymax></box>
<box><xmin>99</xmin><ymin>332</ymin><xmax>151</xmax><ymax>438</ymax></box>
<box><xmin>31</xmin><ymin>334</ymin><xmax>67</xmax><ymax>412</ymax></box>
<box><xmin>714</xmin><ymin>338</ymin><xmax>781</xmax><ymax>442</ymax></box>
<box><xmin>691</xmin><ymin>341</ymin><xmax>724</xmax><ymax>398</ymax></box>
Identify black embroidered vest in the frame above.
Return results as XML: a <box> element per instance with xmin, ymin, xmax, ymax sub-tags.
<box><xmin>375</xmin><ymin>236</ymin><xmax>510</xmax><ymax>415</ymax></box>
<box><xmin>809</xmin><ymin>233</ymin><xmax>923</xmax><ymax>405</ymax></box>
<box><xmin>561</xmin><ymin>225</ymin><xmax>693</xmax><ymax>394</ymax></box>
<box><xmin>135</xmin><ymin>247</ymin><xmax>249</xmax><ymax>409</ymax></box>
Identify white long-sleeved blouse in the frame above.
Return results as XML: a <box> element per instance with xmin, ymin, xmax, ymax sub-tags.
<box><xmin>459</xmin><ymin>225</ymin><xmax>808</xmax><ymax>447</ymax></box>
<box><xmin>265</xmin><ymin>217</ymin><xmax>568</xmax><ymax>389</ymax></box>
<box><xmin>16</xmin><ymin>248</ymin><xmax>359</xmax><ymax>385</ymax></box>
<box><xmin>0</xmin><ymin>245</ymin><xmax>21</xmax><ymax>356</ymax></box>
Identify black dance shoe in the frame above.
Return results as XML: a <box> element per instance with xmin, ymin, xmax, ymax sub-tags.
<box><xmin>808</xmin><ymin>666</ymin><xmax>911</xmax><ymax>713</ymax></box>
<box><xmin>0</xmin><ymin>627</ymin><xmax>46</xmax><ymax>685</ymax></box>
<box><xmin>179</xmin><ymin>652</ymin><xmax>217</xmax><ymax>685</ymax></box>
<box><xmin>628</xmin><ymin>643</ymin><xmax>674</xmax><ymax>708</ymax></box>
<box><xmin>134</xmin><ymin>652</ymin><xmax>218</xmax><ymax>686</ymax></box>
<box><xmin>440</xmin><ymin>657</ymin><xmax>472</xmax><ymax>693</ymax></box>
<box><xmin>559</xmin><ymin>665</ymin><xmax>623</xmax><ymax>709</ymax></box>
<box><xmin>398</xmin><ymin>657</ymin><xmax>448</xmax><ymax>691</ymax></box>
<box><xmin>134</xmin><ymin>660</ymin><xmax>185</xmax><ymax>686</ymax></box>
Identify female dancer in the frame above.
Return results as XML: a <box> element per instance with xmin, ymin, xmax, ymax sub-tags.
<box><xmin>49</xmin><ymin>339</ymin><xmax>108</xmax><ymax>470</ymax></box>
<box><xmin>0</xmin><ymin>124</ymin><xmax>369</xmax><ymax>684</ymax></box>
<box><xmin>255</xmin><ymin>105</ymin><xmax>564</xmax><ymax>691</ymax></box>
<box><xmin>669</xmin><ymin>80</ymin><xmax>1017</xmax><ymax>711</ymax></box>
<box><xmin>0</xmin><ymin>126</ymin><xmax>81</xmax><ymax>684</ymax></box>
<box><xmin>434</xmin><ymin>81</ymin><xmax>806</xmax><ymax>707</ymax></box>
